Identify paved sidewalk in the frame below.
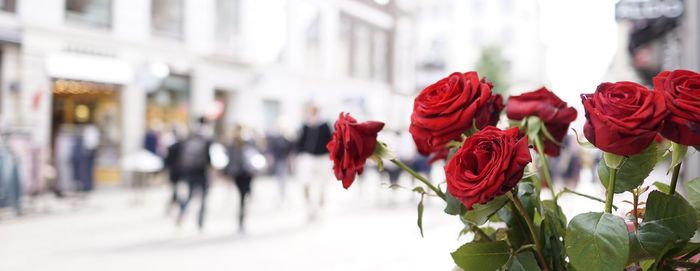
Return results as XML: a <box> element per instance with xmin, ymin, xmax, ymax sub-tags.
<box><xmin>0</xmin><ymin>175</ymin><xmax>464</xmax><ymax>271</ymax></box>
<box><xmin>0</xmin><ymin>167</ymin><xmax>669</xmax><ymax>271</ymax></box>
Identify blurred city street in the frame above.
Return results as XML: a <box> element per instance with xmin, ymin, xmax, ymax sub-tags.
<box><xmin>0</xmin><ymin>170</ymin><xmax>642</xmax><ymax>271</ymax></box>
<box><xmin>0</xmin><ymin>175</ymin><xmax>467</xmax><ymax>271</ymax></box>
<box><xmin>0</xmin><ymin>0</ymin><xmax>698</xmax><ymax>270</ymax></box>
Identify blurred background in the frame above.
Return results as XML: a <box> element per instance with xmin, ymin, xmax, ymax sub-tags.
<box><xmin>0</xmin><ymin>0</ymin><xmax>696</xmax><ymax>270</ymax></box>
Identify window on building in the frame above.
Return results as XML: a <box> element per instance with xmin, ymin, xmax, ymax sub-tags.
<box><xmin>338</xmin><ymin>15</ymin><xmax>352</xmax><ymax>76</ymax></box>
<box><xmin>304</xmin><ymin>13</ymin><xmax>321</xmax><ymax>70</ymax></box>
<box><xmin>338</xmin><ymin>13</ymin><xmax>391</xmax><ymax>82</ymax></box>
<box><xmin>216</xmin><ymin>0</ymin><xmax>241</xmax><ymax>45</ymax></box>
<box><xmin>372</xmin><ymin>30</ymin><xmax>390</xmax><ymax>82</ymax></box>
<box><xmin>0</xmin><ymin>0</ymin><xmax>15</xmax><ymax>13</ymax></box>
<box><xmin>151</xmin><ymin>0</ymin><xmax>184</xmax><ymax>40</ymax></box>
<box><xmin>352</xmin><ymin>23</ymin><xmax>372</xmax><ymax>79</ymax></box>
<box><xmin>65</xmin><ymin>0</ymin><xmax>112</xmax><ymax>28</ymax></box>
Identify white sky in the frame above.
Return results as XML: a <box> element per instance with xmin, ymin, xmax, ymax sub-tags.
<box><xmin>539</xmin><ymin>0</ymin><xmax>620</xmax><ymax>127</ymax></box>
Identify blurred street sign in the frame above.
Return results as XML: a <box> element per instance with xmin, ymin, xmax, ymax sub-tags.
<box><xmin>616</xmin><ymin>0</ymin><xmax>684</xmax><ymax>20</ymax></box>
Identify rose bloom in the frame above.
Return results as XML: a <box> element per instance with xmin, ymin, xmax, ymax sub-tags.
<box><xmin>506</xmin><ymin>87</ymin><xmax>577</xmax><ymax>156</ymax></box>
<box><xmin>445</xmin><ymin>126</ymin><xmax>531</xmax><ymax>210</ymax></box>
<box><xmin>654</xmin><ymin>69</ymin><xmax>700</xmax><ymax>145</ymax></box>
<box><xmin>326</xmin><ymin>113</ymin><xmax>384</xmax><ymax>189</ymax></box>
<box><xmin>409</xmin><ymin>72</ymin><xmax>503</xmax><ymax>159</ymax></box>
<box><xmin>581</xmin><ymin>82</ymin><xmax>667</xmax><ymax>156</ymax></box>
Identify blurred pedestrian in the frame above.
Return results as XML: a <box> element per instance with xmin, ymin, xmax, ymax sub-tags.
<box><xmin>164</xmin><ymin>127</ymin><xmax>184</xmax><ymax>213</ymax></box>
<box><xmin>144</xmin><ymin>123</ymin><xmax>160</xmax><ymax>156</ymax></box>
<box><xmin>176</xmin><ymin>117</ymin><xmax>212</xmax><ymax>230</ymax></box>
<box><xmin>71</xmin><ymin>124</ymin><xmax>99</xmax><ymax>192</ymax></box>
<box><xmin>296</xmin><ymin>104</ymin><xmax>332</xmax><ymax>221</ymax></box>
<box><xmin>224</xmin><ymin>124</ymin><xmax>258</xmax><ymax>233</ymax></box>
<box><xmin>265</xmin><ymin>124</ymin><xmax>293</xmax><ymax>202</ymax></box>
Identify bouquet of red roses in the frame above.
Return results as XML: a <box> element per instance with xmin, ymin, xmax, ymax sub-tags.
<box><xmin>326</xmin><ymin>70</ymin><xmax>700</xmax><ymax>271</ymax></box>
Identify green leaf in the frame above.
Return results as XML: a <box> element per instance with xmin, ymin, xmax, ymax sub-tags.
<box><xmin>542</xmin><ymin>200</ymin><xmax>567</xmax><ymax>237</ymax></box>
<box><xmin>450</xmin><ymin>241</ymin><xmax>510</xmax><ymax>271</ymax></box>
<box><xmin>444</xmin><ymin>191</ymin><xmax>466</xmax><ymax>216</ymax></box>
<box><xmin>599</xmin><ymin>142</ymin><xmax>660</xmax><ymax>193</ymax></box>
<box><xmin>639</xmin><ymin>260</ymin><xmax>654</xmax><ymax>270</ymax></box>
<box><xmin>684</xmin><ymin>177</ymin><xmax>700</xmax><ymax>211</ymax></box>
<box><xmin>506</xmin><ymin>252</ymin><xmax>541</xmax><ymax>271</ymax></box>
<box><xmin>462</xmin><ymin>196</ymin><xmax>508</xmax><ymax>226</ymax></box>
<box><xmin>417</xmin><ymin>195</ymin><xmax>424</xmax><ymax>238</ymax></box>
<box><xmin>653</xmin><ymin>181</ymin><xmax>671</xmax><ymax>194</ymax></box>
<box><xmin>629</xmin><ymin>191</ymin><xmax>698</xmax><ymax>261</ymax></box>
<box><xmin>565</xmin><ymin>212</ymin><xmax>630</xmax><ymax>271</ymax></box>
<box><xmin>669</xmin><ymin>143</ymin><xmax>688</xmax><ymax>174</ymax></box>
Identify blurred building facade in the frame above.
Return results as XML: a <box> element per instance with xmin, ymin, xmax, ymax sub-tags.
<box><xmin>413</xmin><ymin>0</ymin><xmax>546</xmax><ymax>96</ymax></box>
<box><xmin>0</xmin><ymin>0</ymin><xmax>414</xmax><ymax>186</ymax></box>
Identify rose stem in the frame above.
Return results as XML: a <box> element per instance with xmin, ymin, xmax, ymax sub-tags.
<box><xmin>604</xmin><ymin>167</ymin><xmax>618</xmax><ymax>213</ymax></box>
<box><xmin>669</xmin><ymin>162</ymin><xmax>682</xmax><ymax>195</ymax></box>
<box><xmin>632</xmin><ymin>189</ymin><xmax>640</xmax><ymax>230</ymax></box>
<box><xmin>506</xmin><ymin>191</ymin><xmax>549</xmax><ymax>271</ymax></box>
<box><xmin>390</xmin><ymin>159</ymin><xmax>446</xmax><ymax>201</ymax></box>
<box><xmin>533</xmin><ymin>135</ymin><xmax>557</xmax><ymax>200</ymax></box>
<box><xmin>470</xmin><ymin>224</ymin><xmax>492</xmax><ymax>242</ymax></box>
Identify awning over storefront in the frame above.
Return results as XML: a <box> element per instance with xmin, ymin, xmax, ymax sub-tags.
<box><xmin>0</xmin><ymin>28</ymin><xmax>20</xmax><ymax>44</ymax></box>
<box><xmin>46</xmin><ymin>52</ymin><xmax>134</xmax><ymax>85</ymax></box>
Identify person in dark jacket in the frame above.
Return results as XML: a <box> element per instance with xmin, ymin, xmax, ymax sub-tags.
<box><xmin>176</xmin><ymin>117</ymin><xmax>212</xmax><ymax>230</ymax></box>
<box><xmin>266</xmin><ymin>126</ymin><xmax>293</xmax><ymax>202</ymax></box>
<box><xmin>225</xmin><ymin>124</ymin><xmax>256</xmax><ymax>233</ymax></box>
<box><xmin>296</xmin><ymin>104</ymin><xmax>332</xmax><ymax>221</ymax></box>
<box><xmin>164</xmin><ymin>128</ymin><xmax>183</xmax><ymax>212</ymax></box>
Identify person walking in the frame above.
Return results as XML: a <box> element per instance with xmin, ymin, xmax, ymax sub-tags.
<box><xmin>176</xmin><ymin>117</ymin><xmax>212</xmax><ymax>230</ymax></box>
<box><xmin>164</xmin><ymin>128</ymin><xmax>183</xmax><ymax>213</ymax></box>
<box><xmin>265</xmin><ymin>125</ymin><xmax>293</xmax><ymax>202</ymax></box>
<box><xmin>224</xmin><ymin>124</ymin><xmax>257</xmax><ymax>233</ymax></box>
<box><xmin>296</xmin><ymin>104</ymin><xmax>332</xmax><ymax>221</ymax></box>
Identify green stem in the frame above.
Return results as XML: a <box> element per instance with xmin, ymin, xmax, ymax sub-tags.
<box><xmin>390</xmin><ymin>159</ymin><xmax>445</xmax><ymax>201</ymax></box>
<box><xmin>558</xmin><ymin>188</ymin><xmax>618</xmax><ymax>211</ymax></box>
<box><xmin>605</xmin><ymin>167</ymin><xmax>618</xmax><ymax>213</ymax></box>
<box><xmin>514</xmin><ymin>244</ymin><xmax>536</xmax><ymax>255</ymax></box>
<box><xmin>533</xmin><ymin>136</ymin><xmax>557</xmax><ymax>200</ymax></box>
<box><xmin>669</xmin><ymin>161</ymin><xmax>682</xmax><ymax>195</ymax></box>
<box><xmin>506</xmin><ymin>191</ymin><xmax>549</xmax><ymax>271</ymax></box>
<box><xmin>470</xmin><ymin>224</ymin><xmax>492</xmax><ymax>242</ymax></box>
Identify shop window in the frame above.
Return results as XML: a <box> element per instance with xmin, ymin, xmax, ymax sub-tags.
<box><xmin>338</xmin><ymin>15</ymin><xmax>352</xmax><ymax>76</ymax></box>
<box><xmin>151</xmin><ymin>0</ymin><xmax>184</xmax><ymax>40</ymax></box>
<box><xmin>0</xmin><ymin>0</ymin><xmax>15</xmax><ymax>13</ymax></box>
<box><xmin>146</xmin><ymin>74</ymin><xmax>190</xmax><ymax>133</ymax></box>
<box><xmin>216</xmin><ymin>0</ymin><xmax>241</xmax><ymax>45</ymax></box>
<box><xmin>372</xmin><ymin>29</ymin><xmax>390</xmax><ymax>82</ymax></box>
<box><xmin>65</xmin><ymin>0</ymin><xmax>112</xmax><ymax>28</ymax></box>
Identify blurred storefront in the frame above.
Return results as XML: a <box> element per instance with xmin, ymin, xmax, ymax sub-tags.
<box><xmin>0</xmin><ymin>0</ymin><xmax>413</xmax><ymax>191</ymax></box>
<box><xmin>51</xmin><ymin>80</ymin><xmax>122</xmax><ymax>186</ymax></box>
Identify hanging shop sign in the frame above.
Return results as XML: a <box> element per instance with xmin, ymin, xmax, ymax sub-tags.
<box><xmin>616</xmin><ymin>0</ymin><xmax>684</xmax><ymax>20</ymax></box>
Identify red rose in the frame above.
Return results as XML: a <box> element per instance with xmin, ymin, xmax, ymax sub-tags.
<box><xmin>445</xmin><ymin>126</ymin><xmax>531</xmax><ymax>210</ymax></box>
<box><xmin>506</xmin><ymin>87</ymin><xmax>577</xmax><ymax>156</ymax></box>
<box><xmin>654</xmin><ymin>69</ymin><xmax>700</xmax><ymax>145</ymax></box>
<box><xmin>581</xmin><ymin>82</ymin><xmax>667</xmax><ymax>156</ymax></box>
<box><xmin>410</xmin><ymin>72</ymin><xmax>504</xmax><ymax>158</ymax></box>
<box><xmin>326</xmin><ymin>113</ymin><xmax>384</xmax><ymax>189</ymax></box>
